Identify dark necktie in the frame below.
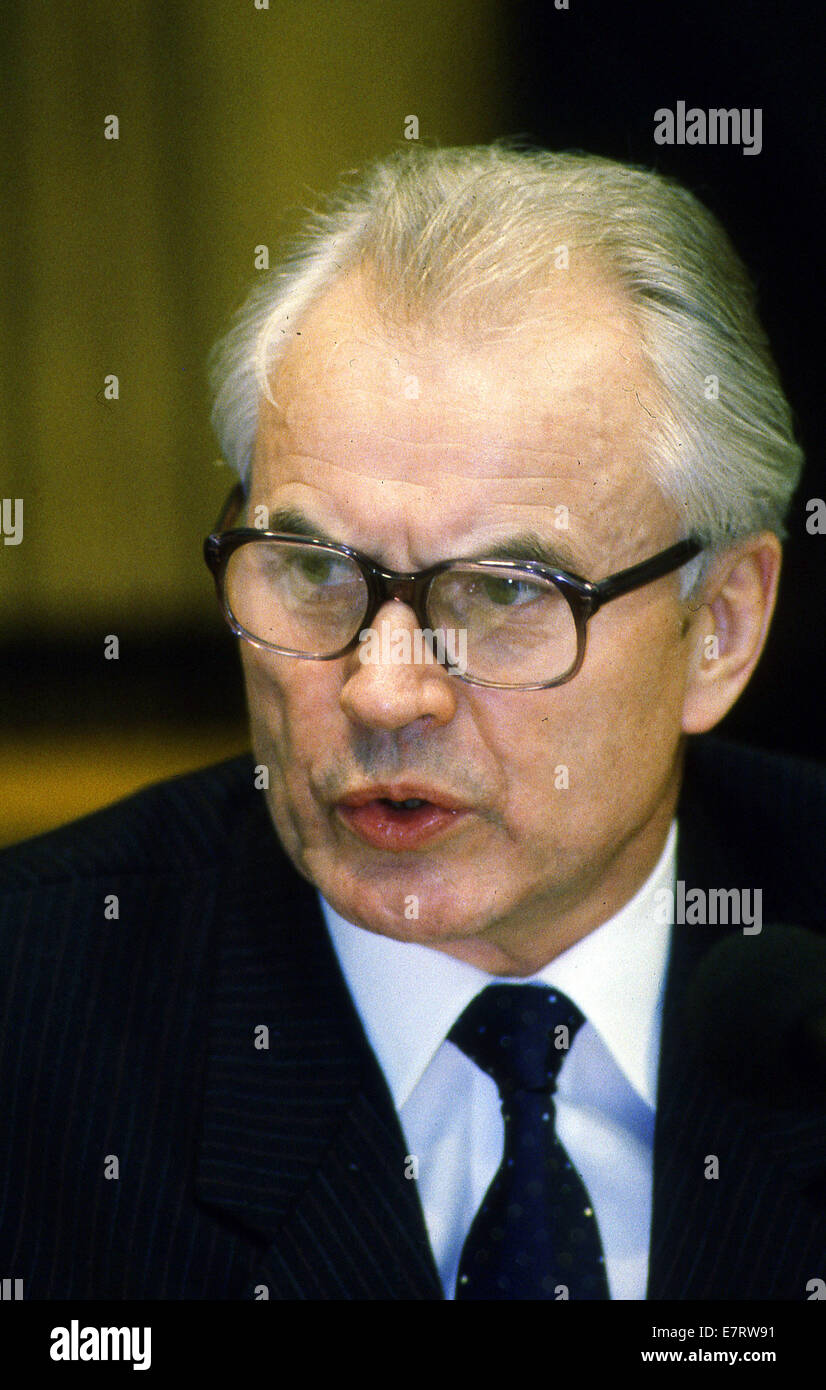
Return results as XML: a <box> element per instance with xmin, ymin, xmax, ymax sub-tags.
<box><xmin>448</xmin><ymin>983</ymin><xmax>610</xmax><ymax>1300</ymax></box>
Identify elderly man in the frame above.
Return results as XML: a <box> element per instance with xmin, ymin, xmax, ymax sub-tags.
<box><xmin>1</xmin><ymin>144</ymin><xmax>824</xmax><ymax>1302</ymax></box>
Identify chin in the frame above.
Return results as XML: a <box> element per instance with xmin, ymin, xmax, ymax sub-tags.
<box><xmin>329</xmin><ymin>897</ymin><xmax>468</xmax><ymax>946</ymax></box>
<box><xmin>313</xmin><ymin>859</ymin><xmax>498</xmax><ymax>944</ymax></box>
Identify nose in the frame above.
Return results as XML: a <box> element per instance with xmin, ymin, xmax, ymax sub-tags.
<box><xmin>339</xmin><ymin>600</ymin><xmax>459</xmax><ymax>731</ymax></box>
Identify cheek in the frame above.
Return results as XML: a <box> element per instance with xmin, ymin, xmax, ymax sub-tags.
<box><xmin>472</xmin><ymin>612</ymin><xmax>687</xmax><ymax>827</ymax></box>
<box><xmin>573</xmin><ymin>612</ymin><xmax>689</xmax><ymax>794</ymax></box>
<box><xmin>241</xmin><ymin>650</ymin><xmax>345</xmax><ymax>776</ymax></box>
<box><xmin>241</xmin><ymin>653</ymin><xmax>344</xmax><ymax>864</ymax></box>
<box><xmin>587</xmin><ymin>596</ymin><xmax>690</xmax><ymax>721</ymax></box>
<box><xmin>242</xmin><ymin>651</ymin><xmax>288</xmax><ymax>749</ymax></box>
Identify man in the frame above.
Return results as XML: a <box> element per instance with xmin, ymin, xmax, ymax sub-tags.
<box><xmin>1</xmin><ymin>144</ymin><xmax>825</xmax><ymax>1301</ymax></box>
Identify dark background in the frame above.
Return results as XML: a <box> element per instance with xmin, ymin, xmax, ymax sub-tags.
<box><xmin>502</xmin><ymin>0</ymin><xmax>826</xmax><ymax>758</ymax></box>
<box><xmin>1</xmin><ymin>0</ymin><xmax>823</xmax><ymax>843</ymax></box>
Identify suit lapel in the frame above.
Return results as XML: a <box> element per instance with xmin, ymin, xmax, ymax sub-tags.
<box><xmin>194</xmin><ymin>789</ymin><xmax>443</xmax><ymax>1299</ymax></box>
<box><xmin>648</xmin><ymin>742</ymin><xmax>826</xmax><ymax>1299</ymax></box>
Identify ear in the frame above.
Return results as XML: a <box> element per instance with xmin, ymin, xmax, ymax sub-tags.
<box><xmin>680</xmin><ymin>532</ymin><xmax>782</xmax><ymax>735</ymax></box>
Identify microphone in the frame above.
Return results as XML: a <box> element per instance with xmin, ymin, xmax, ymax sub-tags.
<box><xmin>683</xmin><ymin>925</ymin><xmax>826</xmax><ymax>1106</ymax></box>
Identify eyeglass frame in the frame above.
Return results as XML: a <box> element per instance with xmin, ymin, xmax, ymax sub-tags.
<box><xmin>203</xmin><ymin>482</ymin><xmax>704</xmax><ymax>690</ymax></box>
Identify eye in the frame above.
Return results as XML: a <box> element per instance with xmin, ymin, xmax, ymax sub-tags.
<box><xmin>283</xmin><ymin>548</ymin><xmax>357</xmax><ymax>593</ymax></box>
<box><xmin>479</xmin><ymin>574</ymin><xmax>543</xmax><ymax>607</ymax></box>
<box><xmin>292</xmin><ymin>552</ymin><xmax>340</xmax><ymax>585</ymax></box>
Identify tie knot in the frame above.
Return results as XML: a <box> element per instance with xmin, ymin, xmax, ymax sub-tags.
<box><xmin>448</xmin><ymin>984</ymin><xmax>585</xmax><ymax>1097</ymax></box>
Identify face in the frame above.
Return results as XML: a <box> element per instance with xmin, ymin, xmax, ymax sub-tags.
<box><xmin>240</xmin><ymin>269</ymin><xmax>695</xmax><ymax>974</ymax></box>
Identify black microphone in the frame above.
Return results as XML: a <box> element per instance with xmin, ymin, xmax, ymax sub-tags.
<box><xmin>684</xmin><ymin>925</ymin><xmax>826</xmax><ymax>1106</ymax></box>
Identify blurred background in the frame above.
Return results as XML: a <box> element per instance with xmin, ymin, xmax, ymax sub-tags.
<box><xmin>1</xmin><ymin>0</ymin><xmax>823</xmax><ymax>845</ymax></box>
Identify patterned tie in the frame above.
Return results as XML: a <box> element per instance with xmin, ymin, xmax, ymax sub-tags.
<box><xmin>448</xmin><ymin>983</ymin><xmax>610</xmax><ymax>1300</ymax></box>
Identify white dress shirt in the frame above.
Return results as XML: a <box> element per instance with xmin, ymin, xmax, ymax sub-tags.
<box><xmin>319</xmin><ymin>821</ymin><xmax>676</xmax><ymax>1300</ymax></box>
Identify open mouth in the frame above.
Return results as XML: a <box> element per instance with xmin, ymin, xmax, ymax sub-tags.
<box><xmin>336</xmin><ymin>791</ymin><xmax>468</xmax><ymax>850</ymax></box>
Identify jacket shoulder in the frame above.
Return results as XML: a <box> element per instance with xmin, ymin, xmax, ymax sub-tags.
<box><xmin>681</xmin><ymin>735</ymin><xmax>826</xmax><ymax>920</ymax></box>
<box><xmin>0</xmin><ymin>753</ymin><xmax>257</xmax><ymax>890</ymax></box>
<box><xmin>684</xmin><ymin>734</ymin><xmax>826</xmax><ymax>819</ymax></box>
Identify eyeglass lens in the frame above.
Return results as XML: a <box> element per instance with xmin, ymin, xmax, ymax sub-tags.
<box><xmin>222</xmin><ymin>540</ymin><xmax>579</xmax><ymax>685</ymax></box>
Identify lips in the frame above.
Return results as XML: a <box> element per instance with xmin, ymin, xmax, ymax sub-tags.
<box><xmin>336</xmin><ymin>783</ymin><xmax>470</xmax><ymax>850</ymax></box>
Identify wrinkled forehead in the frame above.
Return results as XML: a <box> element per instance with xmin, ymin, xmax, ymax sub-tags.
<box><xmin>248</xmin><ymin>268</ymin><xmax>676</xmax><ymax>567</ymax></box>
<box><xmin>261</xmin><ymin>264</ymin><xmax>656</xmax><ymax>439</ymax></box>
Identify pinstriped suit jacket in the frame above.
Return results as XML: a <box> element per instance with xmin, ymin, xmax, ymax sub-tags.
<box><xmin>1</xmin><ymin>735</ymin><xmax>825</xmax><ymax>1300</ymax></box>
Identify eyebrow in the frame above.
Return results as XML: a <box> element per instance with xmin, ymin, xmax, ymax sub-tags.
<box><xmin>469</xmin><ymin>533</ymin><xmax>583</xmax><ymax>573</ymax></box>
<box><xmin>267</xmin><ymin>507</ymin><xmax>339</xmax><ymax>545</ymax></box>
<box><xmin>266</xmin><ymin>507</ymin><xmax>584</xmax><ymax>575</ymax></box>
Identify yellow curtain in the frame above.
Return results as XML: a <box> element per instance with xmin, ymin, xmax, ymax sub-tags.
<box><xmin>0</xmin><ymin>0</ymin><xmax>506</xmax><ymax>842</ymax></box>
<box><xmin>0</xmin><ymin>0</ymin><xmax>506</xmax><ymax>634</ymax></box>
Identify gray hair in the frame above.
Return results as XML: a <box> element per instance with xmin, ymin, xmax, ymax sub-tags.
<box><xmin>209</xmin><ymin>143</ymin><xmax>803</xmax><ymax>592</ymax></box>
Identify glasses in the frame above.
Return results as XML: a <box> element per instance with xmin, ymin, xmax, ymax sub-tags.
<box><xmin>204</xmin><ymin>483</ymin><xmax>703</xmax><ymax>690</ymax></box>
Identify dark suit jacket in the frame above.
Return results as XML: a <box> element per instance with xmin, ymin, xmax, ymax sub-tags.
<box><xmin>1</xmin><ymin>735</ymin><xmax>825</xmax><ymax>1300</ymax></box>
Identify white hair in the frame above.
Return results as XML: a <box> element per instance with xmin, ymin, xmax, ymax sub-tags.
<box><xmin>209</xmin><ymin>143</ymin><xmax>803</xmax><ymax>593</ymax></box>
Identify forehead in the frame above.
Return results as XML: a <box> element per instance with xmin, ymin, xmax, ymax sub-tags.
<box><xmin>251</xmin><ymin>268</ymin><xmax>676</xmax><ymax>565</ymax></box>
<box><xmin>267</xmin><ymin>267</ymin><xmax>651</xmax><ymax>433</ymax></box>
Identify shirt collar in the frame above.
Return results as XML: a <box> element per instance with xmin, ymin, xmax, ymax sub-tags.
<box><xmin>320</xmin><ymin>821</ymin><xmax>676</xmax><ymax>1113</ymax></box>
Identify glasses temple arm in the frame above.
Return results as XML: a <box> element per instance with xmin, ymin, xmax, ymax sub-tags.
<box><xmin>590</xmin><ymin>538</ymin><xmax>704</xmax><ymax>609</ymax></box>
<box><xmin>211</xmin><ymin>481</ymin><xmax>246</xmax><ymax>533</ymax></box>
